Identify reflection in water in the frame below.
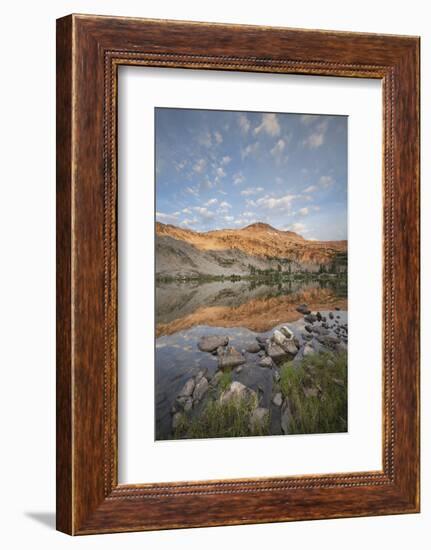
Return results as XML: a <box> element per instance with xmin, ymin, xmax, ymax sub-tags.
<box><xmin>155</xmin><ymin>278</ymin><xmax>347</xmax><ymax>440</ymax></box>
<box><xmin>156</xmin><ymin>278</ymin><xmax>347</xmax><ymax>336</ymax></box>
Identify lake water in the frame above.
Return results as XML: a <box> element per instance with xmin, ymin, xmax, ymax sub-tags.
<box><xmin>155</xmin><ymin>278</ymin><xmax>347</xmax><ymax>440</ymax></box>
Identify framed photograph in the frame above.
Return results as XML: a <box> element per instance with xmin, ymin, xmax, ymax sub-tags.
<box><xmin>56</xmin><ymin>14</ymin><xmax>420</xmax><ymax>534</ymax></box>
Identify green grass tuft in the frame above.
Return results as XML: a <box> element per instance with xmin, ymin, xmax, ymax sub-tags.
<box><xmin>174</xmin><ymin>394</ymin><xmax>269</xmax><ymax>439</ymax></box>
<box><xmin>279</xmin><ymin>351</ymin><xmax>347</xmax><ymax>435</ymax></box>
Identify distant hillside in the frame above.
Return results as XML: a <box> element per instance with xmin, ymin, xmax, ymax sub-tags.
<box><xmin>155</xmin><ymin>221</ymin><xmax>347</xmax><ymax>279</ymax></box>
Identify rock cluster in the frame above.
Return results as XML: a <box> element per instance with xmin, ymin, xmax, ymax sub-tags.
<box><xmin>172</xmin><ymin>307</ymin><xmax>347</xmax><ymax>436</ymax></box>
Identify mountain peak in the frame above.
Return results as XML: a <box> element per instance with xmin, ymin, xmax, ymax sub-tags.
<box><xmin>243</xmin><ymin>222</ymin><xmax>277</xmax><ymax>232</ymax></box>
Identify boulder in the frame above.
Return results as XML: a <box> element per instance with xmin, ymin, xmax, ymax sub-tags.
<box><xmin>218</xmin><ymin>346</ymin><xmax>246</xmax><ymax>369</ymax></box>
<box><xmin>259</xmin><ymin>356</ymin><xmax>274</xmax><ymax>368</ymax></box>
<box><xmin>193</xmin><ymin>377</ymin><xmax>209</xmax><ymax>402</ymax></box>
<box><xmin>198</xmin><ymin>335</ymin><xmax>229</xmax><ymax>353</ymax></box>
<box><xmin>304</xmin><ymin>313</ymin><xmax>317</xmax><ymax>324</ymax></box>
<box><xmin>246</xmin><ymin>341</ymin><xmax>261</xmax><ymax>354</ymax></box>
<box><xmin>296</xmin><ymin>304</ymin><xmax>311</xmax><ymax>315</ymax></box>
<box><xmin>195</xmin><ymin>368</ymin><xmax>208</xmax><ymax>383</ymax></box>
<box><xmin>280</xmin><ymin>325</ymin><xmax>294</xmax><ymax>340</ymax></box>
<box><xmin>176</xmin><ymin>395</ymin><xmax>193</xmax><ymax>411</ymax></box>
<box><xmin>178</xmin><ymin>378</ymin><xmax>195</xmax><ymax>398</ymax></box>
<box><xmin>235</xmin><ymin>365</ymin><xmax>243</xmax><ymax>374</ymax></box>
<box><xmin>329</xmin><ymin>312</ymin><xmax>334</xmax><ymax>319</ymax></box>
<box><xmin>273</xmin><ymin>369</ymin><xmax>281</xmax><ymax>383</ymax></box>
<box><xmin>304</xmin><ymin>324</ymin><xmax>313</xmax><ymax>333</ymax></box>
<box><xmin>272</xmin><ymin>392</ymin><xmax>283</xmax><ymax>407</ymax></box>
<box><xmin>249</xmin><ymin>407</ymin><xmax>269</xmax><ymax>432</ymax></box>
<box><xmin>273</xmin><ymin>329</ymin><xmax>288</xmax><ymax>347</ymax></box>
<box><xmin>266</xmin><ymin>341</ymin><xmax>289</xmax><ymax>361</ymax></box>
<box><xmin>220</xmin><ymin>381</ymin><xmax>257</xmax><ymax>405</ymax></box>
<box><xmin>283</xmin><ymin>340</ymin><xmax>299</xmax><ymax>356</ymax></box>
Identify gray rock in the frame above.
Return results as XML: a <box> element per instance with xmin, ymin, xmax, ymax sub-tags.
<box><xmin>332</xmin><ymin>377</ymin><xmax>345</xmax><ymax>387</ymax></box>
<box><xmin>220</xmin><ymin>381</ymin><xmax>257</xmax><ymax>405</ymax></box>
<box><xmin>329</xmin><ymin>312</ymin><xmax>334</xmax><ymax>320</ymax></box>
<box><xmin>246</xmin><ymin>341</ymin><xmax>261</xmax><ymax>353</ymax></box>
<box><xmin>296</xmin><ymin>304</ymin><xmax>311</xmax><ymax>315</ymax></box>
<box><xmin>280</xmin><ymin>325</ymin><xmax>294</xmax><ymax>340</ymax></box>
<box><xmin>304</xmin><ymin>313</ymin><xmax>317</xmax><ymax>324</ymax></box>
<box><xmin>303</xmin><ymin>343</ymin><xmax>316</xmax><ymax>357</ymax></box>
<box><xmin>283</xmin><ymin>340</ymin><xmax>299</xmax><ymax>356</ymax></box>
<box><xmin>218</xmin><ymin>346</ymin><xmax>246</xmax><ymax>369</ymax></box>
<box><xmin>195</xmin><ymin>368</ymin><xmax>208</xmax><ymax>383</ymax></box>
<box><xmin>272</xmin><ymin>392</ymin><xmax>283</xmax><ymax>407</ymax></box>
<box><xmin>193</xmin><ymin>377</ymin><xmax>209</xmax><ymax>402</ymax></box>
<box><xmin>178</xmin><ymin>378</ymin><xmax>195</xmax><ymax>397</ymax></box>
<box><xmin>266</xmin><ymin>341</ymin><xmax>289</xmax><ymax>361</ymax></box>
<box><xmin>281</xmin><ymin>399</ymin><xmax>293</xmax><ymax>434</ymax></box>
<box><xmin>273</xmin><ymin>369</ymin><xmax>281</xmax><ymax>383</ymax></box>
<box><xmin>198</xmin><ymin>335</ymin><xmax>229</xmax><ymax>353</ymax></box>
<box><xmin>273</xmin><ymin>329</ymin><xmax>288</xmax><ymax>347</ymax></box>
<box><xmin>259</xmin><ymin>356</ymin><xmax>274</xmax><ymax>368</ymax></box>
<box><xmin>249</xmin><ymin>407</ymin><xmax>269</xmax><ymax>432</ymax></box>
<box><xmin>235</xmin><ymin>365</ymin><xmax>243</xmax><ymax>374</ymax></box>
<box><xmin>335</xmin><ymin>306</ymin><xmax>340</xmax><ymax>311</ymax></box>
<box><xmin>304</xmin><ymin>324</ymin><xmax>313</xmax><ymax>333</ymax></box>
<box><xmin>176</xmin><ymin>395</ymin><xmax>193</xmax><ymax>411</ymax></box>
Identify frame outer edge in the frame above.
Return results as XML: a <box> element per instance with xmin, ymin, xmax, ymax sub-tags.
<box><xmin>57</xmin><ymin>14</ymin><xmax>421</xmax><ymax>535</ymax></box>
<box><xmin>56</xmin><ymin>14</ymin><xmax>74</xmax><ymax>535</ymax></box>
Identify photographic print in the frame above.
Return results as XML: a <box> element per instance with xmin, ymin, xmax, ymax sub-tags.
<box><xmin>155</xmin><ymin>108</ymin><xmax>347</xmax><ymax>441</ymax></box>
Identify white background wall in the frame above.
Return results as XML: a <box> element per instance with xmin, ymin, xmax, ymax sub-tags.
<box><xmin>0</xmin><ymin>1</ymin><xmax>428</xmax><ymax>548</ymax></box>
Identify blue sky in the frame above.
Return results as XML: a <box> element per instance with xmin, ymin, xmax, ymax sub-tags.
<box><xmin>155</xmin><ymin>108</ymin><xmax>347</xmax><ymax>241</ymax></box>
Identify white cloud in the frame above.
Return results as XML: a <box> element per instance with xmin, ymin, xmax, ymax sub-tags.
<box><xmin>204</xmin><ymin>198</ymin><xmax>218</xmax><ymax>207</ymax></box>
<box><xmin>304</xmin><ymin>185</ymin><xmax>318</xmax><ymax>193</ymax></box>
<box><xmin>288</xmin><ymin>222</ymin><xmax>307</xmax><ymax>234</ymax></box>
<box><xmin>303</xmin><ymin>119</ymin><xmax>329</xmax><ymax>149</ymax></box>
<box><xmin>185</xmin><ymin>186</ymin><xmax>199</xmax><ymax>197</ymax></box>
<box><xmin>256</xmin><ymin>194</ymin><xmax>297</xmax><ymax>210</ymax></box>
<box><xmin>224</xmin><ymin>215</ymin><xmax>234</xmax><ymax>222</ymax></box>
<box><xmin>240</xmin><ymin>187</ymin><xmax>264</xmax><ymax>196</ymax></box>
<box><xmin>241</xmin><ymin>141</ymin><xmax>259</xmax><ymax>159</ymax></box>
<box><xmin>198</xmin><ymin>132</ymin><xmax>212</xmax><ymax>148</ymax></box>
<box><xmin>319</xmin><ymin>175</ymin><xmax>335</xmax><ymax>188</ymax></box>
<box><xmin>298</xmin><ymin>207</ymin><xmax>310</xmax><ymax>216</ymax></box>
<box><xmin>275</xmin><ymin>177</ymin><xmax>283</xmax><ymax>185</ymax></box>
<box><xmin>192</xmin><ymin>206</ymin><xmax>215</xmax><ymax>220</ymax></box>
<box><xmin>156</xmin><ymin>211</ymin><xmax>179</xmax><ymax>224</ymax></box>
<box><xmin>233</xmin><ymin>172</ymin><xmax>245</xmax><ymax>185</ymax></box>
<box><xmin>180</xmin><ymin>218</ymin><xmax>198</xmax><ymax>227</ymax></box>
<box><xmin>219</xmin><ymin>201</ymin><xmax>232</xmax><ymax>213</ymax></box>
<box><xmin>238</xmin><ymin>113</ymin><xmax>251</xmax><ymax>134</ymax></box>
<box><xmin>182</xmin><ymin>207</ymin><xmax>192</xmax><ymax>215</ymax></box>
<box><xmin>214</xmin><ymin>131</ymin><xmax>223</xmax><ymax>144</ymax></box>
<box><xmin>270</xmin><ymin>138</ymin><xmax>286</xmax><ymax>157</ymax></box>
<box><xmin>221</xmin><ymin>155</ymin><xmax>231</xmax><ymax>165</ymax></box>
<box><xmin>254</xmin><ymin>113</ymin><xmax>280</xmax><ymax>137</ymax></box>
<box><xmin>193</xmin><ymin>158</ymin><xmax>206</xmax><ymax>173</ymax></box>
<box><xmin>216</xmin><ymin>166</ymin><xmax>226</xmax><ymax>178</ymax></box>
<box><xmin>174</xmin><ymin>160</ymin><xmax>187</xmax><ymax>172</ymax></box>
